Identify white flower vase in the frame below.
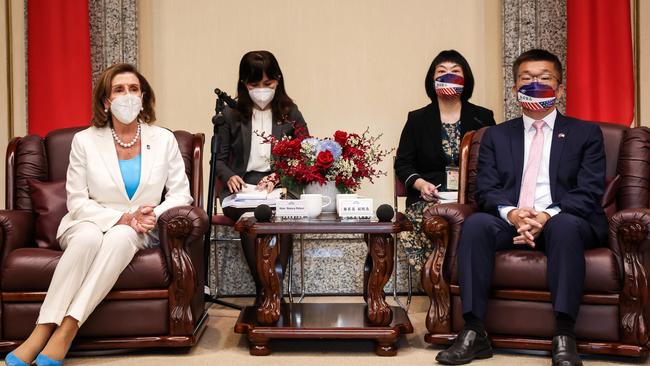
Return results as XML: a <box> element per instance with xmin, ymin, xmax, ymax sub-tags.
<box><xmin>303</xmin><ymin>181</ymin><xmax>340</xmax><ymax>213</ymax></box>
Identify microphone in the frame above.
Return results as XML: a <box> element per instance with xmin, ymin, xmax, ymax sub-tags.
<box><xmin>214</xmin><ymin>88</ymin><xmax>237</xmax><ymax>109</ymax></box>
<box><xmin>254</xmin><ymin>204</ymin><xmax>273</xmax><ymax>222</ymax></box>
<box><xmin>376</xmin><ymin>204</ymin><xmax>395</xmax><ymax>222</ymax></box>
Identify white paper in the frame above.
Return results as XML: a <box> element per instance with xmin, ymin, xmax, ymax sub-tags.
<box><xmin>437</xmin><ymin>191</ymin><xmax>458</xmax><ymax>204</ymax></box>
<box><xmin>221</xmin><ymin>185</ymin><xmax>282</xmax><ymax>208</ymax></box>
<box><xmin>234</xmin><ymin>184</ymin><xmax>281</xmax><ymax>200</ymax></box>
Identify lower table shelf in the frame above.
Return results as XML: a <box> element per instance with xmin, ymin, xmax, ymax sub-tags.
<box><xmin>234</xmin><ymin>302</ymin><xmax>414</xmax><ymax>356</ymax></box>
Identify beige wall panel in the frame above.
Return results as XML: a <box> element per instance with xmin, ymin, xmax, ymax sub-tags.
<box><xmin>1</xmin><ymin>0</ymin><xmax>7</xmax><ymax>209</ymax></box>
<box><xmin>1</xmin><ymin>0</ymin><xmax>26</xmax><ymax>209</ymax></box>
<box><xmin>140</xmin><ymin>0</ymin><xmax>502</xmax><ymax>207</ymax></box>
<box><xmin>9</xmin><ymin>0</ymin><xmax>24</xmax><ymax>137</ymax></box>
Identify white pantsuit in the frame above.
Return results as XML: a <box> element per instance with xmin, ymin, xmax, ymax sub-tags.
<box><xmin>37</xmin><ymin>124</ymin><xmax>193</xmax><ymax>326</ymax></box>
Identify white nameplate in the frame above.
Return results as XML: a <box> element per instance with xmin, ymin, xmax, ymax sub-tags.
<box><xmin>338</xmin><ymin>198</ymin><xmax>373</xmax><ymax>219</ymax></box>
<box><xmin>275</xmin><ymin>199</ymin><xmax>309</xmax><ymax>219</ymax></box>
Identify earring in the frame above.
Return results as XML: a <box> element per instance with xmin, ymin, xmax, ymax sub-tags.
<box><xmin>104</xmin><ymin>108</ymin><xmax>108</xmax><ymax>113</ymax></box>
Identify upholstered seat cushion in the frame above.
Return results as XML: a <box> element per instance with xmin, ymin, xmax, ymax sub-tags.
<box><xmin>1</xmin><ymin>247</ymin><xmax>170</xmax><ymax>291</ymax></box>
<box><xmin>451</xmin><ymin>247</ymin><xmax>621</xmax><ymax>293</ymax></box>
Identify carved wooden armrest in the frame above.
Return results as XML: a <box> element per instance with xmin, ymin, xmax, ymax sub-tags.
<box><xmin>609</xmin><ymin>208</ymin><xmax>650</xmax><ymax>346</ymax></box>
<box><xmin>157</xmin><ymin>205</ymin><xmax>209</xmax><ymax>335</ymax></box>
<box><xmin>0</xmin><ymin>210</ymin><xmax>34</xmax><ymax>262</ymax></box>
<box><xmin>421</xmin><ymin>203</ymin><xmax>476</xmax><ymax>334</ymax></box>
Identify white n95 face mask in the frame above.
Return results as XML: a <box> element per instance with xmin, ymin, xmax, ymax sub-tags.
<box><xmin>110</xmin><ymin>93</ymin><xmax>142</xmax><ymax>124</ymax></box>
<box><xmin>249</xmin><ymin>87</ymin><xmax>275</xmax><ymax>109</ymax></box>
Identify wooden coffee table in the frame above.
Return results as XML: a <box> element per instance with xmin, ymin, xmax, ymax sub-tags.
<box><xmin>233</xmin><ymin>213</ymin><xmax>413</xmax><ymax>356</ymax></box>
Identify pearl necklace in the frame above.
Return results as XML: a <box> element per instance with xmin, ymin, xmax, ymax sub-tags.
<box><xmin>111</xmin><ymin>123</ymin><xmax>141</xmax><ymax>148</ymax></box>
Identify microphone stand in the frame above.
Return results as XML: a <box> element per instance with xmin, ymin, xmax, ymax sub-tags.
<box><xmin>204</xmin><ymin>93</ymin><xmax>242</xmax><ymax>310</ymax></box>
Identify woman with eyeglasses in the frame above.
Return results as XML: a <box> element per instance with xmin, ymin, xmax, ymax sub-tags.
<box><xmin>394</xmin><ymin>50</ymin><xmax>496</xmax><ymax>271</ymax></box>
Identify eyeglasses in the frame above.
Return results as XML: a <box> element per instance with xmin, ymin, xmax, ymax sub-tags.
<box><xmin>517</xmin><ymin>73</ymin><xmax>559</xmax><ymax>84</ymax></box>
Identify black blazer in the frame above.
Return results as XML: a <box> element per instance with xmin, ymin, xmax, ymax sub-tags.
<box><xmin>476</xmin><ymin>112</ymin><xmax>608</xmax><ymax>241</ymax></box>
<box><xmin>394</xmin><ymin>101</ymin><xmax>495</xmax><ymax>206</ymax></box>
<box><xmin>215</xmin><ymin>105</ymin><xmax>308</xmax><ymax>200</ymax></box>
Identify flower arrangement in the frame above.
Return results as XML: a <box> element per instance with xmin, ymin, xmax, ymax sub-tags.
<box><xmin>261</xmin><ymin>125</ymin><xmax>393</xmax><ymax>193</ymax></box>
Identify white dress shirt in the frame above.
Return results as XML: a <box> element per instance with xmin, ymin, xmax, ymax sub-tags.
<box><xmin>499</xmin><ymin>109</ymin><xmax>561</xmax><ymax>224</ymax></box>
<box><xmin>246</xmin><ymin>108</ymin><xmax>272</xmax><ymax>172</ymax></box>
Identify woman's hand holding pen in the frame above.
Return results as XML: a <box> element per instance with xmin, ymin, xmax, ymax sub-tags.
<box><xmin>414</xmin><ymin>178</ymin><xmax>442</xmax><ymax>203</ymax></box>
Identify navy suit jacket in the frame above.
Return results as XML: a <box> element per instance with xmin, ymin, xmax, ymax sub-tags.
<box><xmin>476</xmin><ymin>112</ymin><xmax>608</xmax><ymax>241</ymax></box>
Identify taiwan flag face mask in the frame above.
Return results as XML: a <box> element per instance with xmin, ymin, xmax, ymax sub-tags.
<box><xmin>434</xmin><ymin>73</ymin><xmax>464</xmax><ymax>97</ymax></box>
<box><xmin>517</xmin><ymin>82</ymin><xmax>557</xmax><ymax>111</ymax></box>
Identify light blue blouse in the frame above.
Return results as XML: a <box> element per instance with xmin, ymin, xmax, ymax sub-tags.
<box><xmin>118</xmin><ymin>154</ymin><xmax>141</xmax><ymax>199</ymax></box>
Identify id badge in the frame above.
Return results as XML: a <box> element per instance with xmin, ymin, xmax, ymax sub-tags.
<box><xmin>446</xmin><ymin>166</ymin><xmax>459</xmax><ymax>191</ymax></box>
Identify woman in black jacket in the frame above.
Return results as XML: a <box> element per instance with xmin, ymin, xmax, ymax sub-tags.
<box><xmin>394</xmin><ymin>50</ymin><xmax>495</xmax><ymax>270</ymax></box>
<box><xmin>216</xmin><ymin>51</ymin><xmax>308</xmax><ymax>301</ymax></box>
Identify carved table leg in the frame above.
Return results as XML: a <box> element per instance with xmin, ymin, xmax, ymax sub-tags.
<box><xmin>256</xmin><ymin>234</ymin><xmax>281</xmax><ymax>325</ymax></box>
<box><xmin>375</xmin><ymin>340</ymin><xmax>397</xmax><ymax>356</ymax></box>
<box><xmin>365</xmin><ymin>233</ymin><xmax>394</xmax><ymax>326</ymax></box>
<box><xmin>249</xmin><ymin>336</ymin><xmax>271</xmax><ymax>356</ymax></box>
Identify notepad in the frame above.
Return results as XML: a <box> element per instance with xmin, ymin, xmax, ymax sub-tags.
<box><xmin>221</xmin><ymin>184</ymin><xmax>283</xmax><ymax>208</ymax></box>
<box><xmin>234</xmin><ymin>184</ymin><xmax>282</xmax><ymax>200</ymax></box>
<box><xmin>437</xmin><ymin>191</ymin><xmax>458</xmax><ymax>204</ymax></box>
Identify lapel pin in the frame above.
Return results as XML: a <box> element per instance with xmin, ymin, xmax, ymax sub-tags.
<box><xmin>146</xmin><ymin>144</ymin><xmax>150</xmax><ymax>149</ymax></box>
<box><xmin>558</xmin><ymin>133</ymin><xmax>566</xmax><ymax>139</ymax></box>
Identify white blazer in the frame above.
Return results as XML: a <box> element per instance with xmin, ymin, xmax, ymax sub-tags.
<box><xmin>56</xmin><ymin>123</ymin><xmax>194</xmax><ymax>239</ymax></box>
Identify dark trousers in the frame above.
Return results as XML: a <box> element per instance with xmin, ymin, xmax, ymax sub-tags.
<box><xmin>223</xmin><ymin>206</ymin><xmax>293</xmax><ymax>298</ymax></box>
<box><xmin>458</xmin><ymin>212</ymin><xmax>601</xmax><ymax>321</ymax></box>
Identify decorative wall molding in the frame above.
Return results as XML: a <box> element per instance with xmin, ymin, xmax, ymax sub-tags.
<box><xmin>89</xmin><ymin>0</ymin><xmax>137</xmax><ymax>85</ymax></box>
<box><xmin>503</xmin><ymin>0</ymin><xmax>566</xmax><ymax>120</ymax></box>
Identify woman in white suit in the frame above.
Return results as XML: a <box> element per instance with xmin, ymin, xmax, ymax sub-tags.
<box><xmin>5</xmin><ymin>64</ymin><xmax>193</xmax><ymax>366</ymax></box>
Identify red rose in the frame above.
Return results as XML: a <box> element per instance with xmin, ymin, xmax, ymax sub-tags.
<box><xmin>287</xmin><ymin>139</ymin><xmax>302</xmax><ymax>155</ymax></box>
<box><xmin>334</xmin><ymin>130</ymin><xmax>348</xmax><ymax>146</ymax></box>
<box><xmin>315</xmin><ymin>150</ymin><xmax>334</xmax><ymax>170</ymax></box>
<box><xmin>271</xmin><ymin>142</ymin><xmax>287</xmax><ymax>156</ymax></box>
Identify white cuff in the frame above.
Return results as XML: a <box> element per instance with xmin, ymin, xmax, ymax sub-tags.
<box><xmin>498</xmin><ymin>205</ymin><xmax>517</xmax><ymax>226</ymax></box>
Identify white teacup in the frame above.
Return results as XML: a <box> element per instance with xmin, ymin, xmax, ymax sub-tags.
<box><xmin>300</xmin><ymin>194</ymin><xmax>332</xmax><ymax>218</ymax></box>
<box><xmin>336</xmin><ymin>193</ymin><xmax>358</xmax><ymax>213</ymax></box>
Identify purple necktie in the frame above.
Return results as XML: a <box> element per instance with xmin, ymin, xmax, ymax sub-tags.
<box><xmin>518</xmin><ymin>120</ymin><xmax>546</xmax><ymax>208</ymax></box>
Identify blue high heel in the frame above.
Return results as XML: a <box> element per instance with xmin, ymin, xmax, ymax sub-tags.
<box><xmin>4</xmin><ymin>351</ymin><xmax>30</xmax><ymax>366</ymax></box>
<box><xmin>35</xmin><ymin>353</ymin><xmax>63</xmax><ymax>366</ymax></box>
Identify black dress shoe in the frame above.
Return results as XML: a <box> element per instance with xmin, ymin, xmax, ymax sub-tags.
<box><xmin>552</xmin><ymin>335</ymin><xmax>583</xmax><ymax>366</ymax></box>
<box><xmin>435</xmin><ymin>329</ymin><xmax>493</xmax><ymax>365</ymax></box>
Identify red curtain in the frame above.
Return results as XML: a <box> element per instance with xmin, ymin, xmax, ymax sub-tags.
<box><xmin>566</xmin><ymin>0</ymin><xmax>634</xmax><ymax>126</ymax></box>
<box><xmin>27</xmin><ymin>0</ymin><xmax>92</xmax><ymax>136</ymax></box>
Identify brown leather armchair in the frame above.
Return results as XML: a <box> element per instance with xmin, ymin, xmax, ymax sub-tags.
<box><xmin>421</xmin><ymin>123</ymin><xmax>650</xmax><ymax>357</ymax></box>
<box><xmin>0</xmin><ymin>126</ymin><xmax>209</xmax><ymax>351</ymax></box>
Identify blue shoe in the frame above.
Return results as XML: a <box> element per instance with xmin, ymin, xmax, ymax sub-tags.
<box><xmin>35</xmin><ymin>353</ymin><xmax>63</xmax><ymax>366</ymax></box>
<box><xmin>4</xmin><ymin>351</ymin><xmax>30</xmax><ymax>366</ymax></box>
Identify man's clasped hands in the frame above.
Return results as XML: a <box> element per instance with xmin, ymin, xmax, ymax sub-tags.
<box><xmin>507</xmin><ymin>207</ymin><xmax>551</xmax><ymax>247</ymax></box>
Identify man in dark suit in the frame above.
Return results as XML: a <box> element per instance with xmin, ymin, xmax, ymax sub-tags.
<box><xmin>436</xmin><ymin>49</ymin><xmax>607</xmax><ymax>366</ymax></box>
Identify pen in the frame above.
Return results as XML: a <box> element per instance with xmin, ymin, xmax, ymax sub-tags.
<box><xmin>432</xmin><ymin>184</ymin><xmax>442</xmax><ymax>199</ymax></box>
<box><xmin>420</xmin><ymin>184</ymin><xmax>442</xmax><ymax>200</ymax></box>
